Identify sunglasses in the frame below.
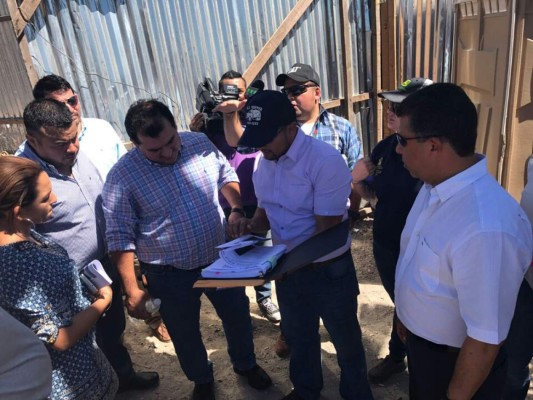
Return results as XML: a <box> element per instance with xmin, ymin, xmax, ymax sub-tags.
<box><xmin>388</xmin><ymin>101</ymin><xmax>401</xmax><ymax>115</ymax></box>
<box><xmin>281</xmin><ymin>84</ymin><xmax>318</xmax><ymax>97</ymax></box>
<box><xmin>395</xmin><ymin>133</ymin><xmax>444</xmax><ymax>146</ymax></box>
<box><xmin>64</xmin><ymin>94</ymin><xmax>79</xmax><ymax>107</ymax></box>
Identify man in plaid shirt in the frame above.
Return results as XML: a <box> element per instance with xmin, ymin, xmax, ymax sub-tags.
<box><xmin>102</xmin><ymin>99</ymin><xmax>272</xmax><ymax>400</ymax></box>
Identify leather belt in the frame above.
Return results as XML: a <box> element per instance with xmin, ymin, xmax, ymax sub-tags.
<box><xmin>309</xmin><ymin>250</ymin><xmax>350</xmax><ymax>269</ymax></box>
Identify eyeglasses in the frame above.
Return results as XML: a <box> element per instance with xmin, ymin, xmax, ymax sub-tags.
<box><xmin>281</xmin><ymin>84</ymin><xmax>318</xmax><ymax>97</ymax></box>
<box><xmin>395</xmin><ymin>133</ymin><xmax>444</xmax><ymax>146</ymax></box>
<box><xmin>63</xmin><ymin>94</ymin><xmax>79</xmax><ymax>107</ymax></box>
<box><xmin>388</xmin><ymin>101</ymin><xmax>401</xmax><ymax>115</ymax></box>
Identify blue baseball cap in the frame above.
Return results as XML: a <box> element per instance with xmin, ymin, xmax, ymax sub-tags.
<box><xmin>238</xmin><ymin>90</ymin><xmax>296</xmax><ymax>148</ymax></box>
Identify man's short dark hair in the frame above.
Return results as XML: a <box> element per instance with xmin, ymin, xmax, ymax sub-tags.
<box><xmin>124</xmin><ymin>99</ymin><xmax>177</xmax><ymax>144</ymax></box>
<box><xmin>33</xmin><ymin>75</ymin><xmax>74</xmax><ymax>99</ymax></box>
<box><xmin>23</xmin><ymin>99</ymin><xmax>73</xmax><ymax>137</ymax></box>
<box><xmin>397</xmin><ymin>83</ymin><xmax>477</xmax><ymax>157</ymax></box>
<box><xmin>218</xmin><ymin>70</ymin><xmax>246</xmax><ymax>92</ymax></box>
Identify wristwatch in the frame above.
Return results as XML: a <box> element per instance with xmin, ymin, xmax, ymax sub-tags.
<box><xmin>230</xmin><ymin>207</ymin><xmax>245</xmax><ymax>216</ymax></box>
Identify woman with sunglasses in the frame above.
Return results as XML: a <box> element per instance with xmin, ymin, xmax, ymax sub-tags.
<box><xmin>351</xmin><ymin>77</ymin><xmax>432</xmax><ymax>385</ymax></box>
<box><xmin>0</xmin><ymin>156</ymin><xmax>117</xmax><ymax>399</ymax></box>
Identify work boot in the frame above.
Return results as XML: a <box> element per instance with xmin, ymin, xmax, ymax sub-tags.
<box><xmin>192</xmin><ymin>381</ymin><xmax>215</xmax><ymax>400</ymax></box>
<box><xmin>233</xmin><ymin>364</ymin><xmax>272</xmax><ymax>390</ymax></box>
<box><xmin>368</xmin><ymin>355</ymin><xmax>406</xmax><ymax>384</ymax></box>
<box><xmin>275</xmin><ymin>333</ymin><xmax>291</xmax><ymax>358</ymax></box>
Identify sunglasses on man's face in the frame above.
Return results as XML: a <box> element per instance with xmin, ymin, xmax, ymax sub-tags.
<box><xmin>281</xmin><ymin>84</ymin><xmax>318</xmax><ymax>97</ymax></box>
<box><xmin>388</xmin><ymin>101</ymin><xmax>401</xmax><ymax>115</ymax></box>
<box><xmin>395</xmin><ymin>133</ymin><xmax>444</xmax><ymax>147</ymax></box>
<box><xmin>63</xmin><ymin>94</ymin><xmax>79</xmax><ymax>107</ymax></box>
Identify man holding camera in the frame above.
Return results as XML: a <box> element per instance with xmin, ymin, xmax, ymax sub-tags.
<box><xmin>190</xmin><ymin>70</ymin><xmax>281</xmax><ymax>325</ymax></box>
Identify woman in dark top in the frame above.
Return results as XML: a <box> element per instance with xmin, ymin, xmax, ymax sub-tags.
<box><xmin>352</xmin><ymin>78</ymin><xmax>432</xmax><ymax>384</ymax></box>
<box><xmin>0</xmin><ymin>156</ymin><xmax>117</xmax><ymax>399</ymax></box>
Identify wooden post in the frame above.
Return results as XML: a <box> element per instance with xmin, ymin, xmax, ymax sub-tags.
<box><xmin>243</xmin><ymin>0</ymin><xmax>313</xmax><ymax>83</ymax></box>
<box><xmin>6</xmin><ymin>0</ymin><xmax>41</xmax><ymax>86</ymax></box>
<box><xmin>371</xmin><ymin>0</ymin><xmax>383</xmax><ymax>143</ymax></box>
<box><xmin>340</xmin><ymin>0</ymin><xmax>355</xmax><ymax>123</ymax></box>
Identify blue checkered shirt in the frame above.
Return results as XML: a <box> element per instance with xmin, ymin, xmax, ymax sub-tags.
<box><xmin>102</xmin><ymin>132</ymin><xmax>239</xmax><ymax>269</ymax></box>
<box><xmin>309</xmin><ymin>106</ymin><xmax>362</xmax><ymax>170</ymax></box>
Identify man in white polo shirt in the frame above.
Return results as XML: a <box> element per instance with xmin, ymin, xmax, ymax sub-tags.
<box><xmin>394</xmin><ymin>83</ymin><xmax>532</xmax><ymax>399</ymax></box>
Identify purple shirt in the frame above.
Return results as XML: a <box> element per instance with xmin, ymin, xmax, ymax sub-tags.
<box><xmin>209</xmin><ymin>134</ymin><xmax>258</xmax><ymax>209</ymax></box>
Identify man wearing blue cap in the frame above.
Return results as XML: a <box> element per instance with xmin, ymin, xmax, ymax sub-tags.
<box><xmin>237</xmin><ymin>90</ymin><xmax>373</xmax><ymax>400</ymax></box>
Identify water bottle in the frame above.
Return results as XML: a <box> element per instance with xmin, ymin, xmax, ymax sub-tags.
<box><xmin>145</xmin><ymin>298</ymin><xmax>161</xmax><ymax>315</ymax></box>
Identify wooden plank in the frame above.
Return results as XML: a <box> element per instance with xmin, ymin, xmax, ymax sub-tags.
<box><xmin>371</xmin><ymin>0</ymin><xmax>383</xmax><ymax>142</ymax></box>
<box><xmin>350</xmin><ymin>92</ymin><xmax>371</xmax><ymax>102</ymax></box>
<box><xmin>322</xmin><ymin>98</ymin><xmax>342</xmax><ymax>109</ymax></box>
<box><xmin>340</xmin><ymin>0</ymin><xmax>354</xmax><ymax>122</ymax></box>
<box><xmin>399</xmin><ymin>1</ymin><xmax>405</xmax><ymax>85</ymax></box>
<box><xmin>423</xmin><ymin>0</ymin><xmax>432</xmax><ymax>77</ymax></box>
<box><xmin>10</xmin><ymin>0</ymin><xmax>41</xmax><ymax>39</ymax></box>
<box><xmin>243</xmin><ymin>0</ymin><xmax>313</xmax><ymax>83</ymax></box>
<box><xmin>415</xmin><ymin>0</ymin><xmax>423</xmax><ymax>75</ymax></box>
<box><xmin>6</xmin><ymin>0</ymin><xmax>38</xmax><ymax>86</ymax></box>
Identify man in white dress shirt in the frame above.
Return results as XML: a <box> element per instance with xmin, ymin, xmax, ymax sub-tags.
<box><xmin>393</xmin><ymin>83</ymin><xmax>532</xmax><ymax>400</ymax></box>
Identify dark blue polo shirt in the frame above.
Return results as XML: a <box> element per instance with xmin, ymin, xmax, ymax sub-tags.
<box><xmin>365</xmin><ymin>134</ymin><xmax>421</xmax><ymax>254</ymax></box>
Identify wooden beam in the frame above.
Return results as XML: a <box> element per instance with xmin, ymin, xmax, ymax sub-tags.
<box><xmin>415</xmin><ymin>0</ymin><xmax>423</xmax><ymax>75</ymax></box>
<box><xmin>6</xmin><ymin>0</ymin><xmax>39</xmax><ymax>86</ymax></box>
<box><xmin>371</xmin><ymin>0</ymin><xmax>383</xmax><ymax>143</ymax></box>
<box><xmin>10</xmin><ymin>0</ymin><xmax>41</xmax><ymax>39</ymax></box>
<box><xmin>339</xmin><ymin>0</ymin><xmax>354</xmax><ymax>122</ymax></box>
<box><xmin>350</xmin><ymin>92</ymin><xmax>371</xmax><ymax>102</ymax></box>
<box><xmin>243</xmin><ymin>0</ymin><xmax>314</xmax><ymax>83</ymax></box>
<box><xmin>0</xmin><ymin>118</ymin><xmax>25</xmax><ymax>124</ymax></box>
<box><xmin>322</xmin><ymin>98</ymin><xmax>342</xmax><ymax>109</ymax></box>
<box><xmin>423</xmin><ymin>0</ymin><xmax>432</xmax><ymax>78</ymax></box>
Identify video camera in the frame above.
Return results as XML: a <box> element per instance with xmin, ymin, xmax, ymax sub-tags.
<box><xmin>195</xmin><ymin>77</ymin><xmax>239</xmax><ymax>135</ymax></box>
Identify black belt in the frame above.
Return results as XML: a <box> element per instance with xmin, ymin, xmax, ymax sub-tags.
<box><xmin>309</xmin><ymin>250</ymin><xmax>350</xmax><ymax>269</ymax></box>
<box><xmin>139</xmin><ymin>261</ymin><xmax>209</xmax><ymax>273</ymax></box>
<box><xmin>409</xmin><ymin>331</ymin><xmax>460</xmax><ymax>353</ymax></box>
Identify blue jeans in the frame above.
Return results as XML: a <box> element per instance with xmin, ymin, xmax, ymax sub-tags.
<box><xmin>372</xmin><ymin>240</ymin><xmax>407</xmax><ymax>361</ymax></box>
<box><xmin>140</xmin><ymin>263</ymin><xmax>257</xmax><ymax>383</ymax></box>
<box><xmin>503</xmin><ymin>279</ymin><xmax>533</xmax><ymax>399</ymax></box>
<box><xmin>276</xmin><ymin>252</ymin><xmax>373</xmax><ymax>400</ymax></box>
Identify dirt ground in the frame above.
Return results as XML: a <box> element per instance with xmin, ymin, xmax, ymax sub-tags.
<box><xmin>115</xmin><ymin>216</ymin><xmax>532</xmax><ymax>400</ymax></box>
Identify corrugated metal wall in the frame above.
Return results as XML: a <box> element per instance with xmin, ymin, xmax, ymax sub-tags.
<box><xmin>0</xmin><ymin>2</ymin><xmax>35</xmax><ymax>153</ymax></box>
<box><xmin>396</xmin><ymin>0</ymin><xmax>456</xmax><ymax>83</ymax></box>
<box><xmin>19</xmin><ymin>0</ymin><xmax>453</xmax><ymax>147</ymax></box>
<box><xmin>24</xmin><ymin>0</ymin><xmax>364</xmax><ymax>140</ymax></box>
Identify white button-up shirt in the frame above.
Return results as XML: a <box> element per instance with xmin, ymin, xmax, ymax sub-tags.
<box><xmin>395</xmin><ymin>156</ymin><xmax>532</xmax><ymax>347</ymax></box>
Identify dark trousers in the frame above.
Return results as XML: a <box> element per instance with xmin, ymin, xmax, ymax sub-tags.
<box><xmin>95</xmin><ymin>256</ymin><xmax>135</xmax><ymax>381</ymax></box>
<box><xmin>407</xmin><ymin>332</ymin><xmax>507</xmax><ymax>400</ymax></box>
<box><xmin>140</xmin><ymin>263</ymin><xmax>256</xmax><ymax>383</ymax></box>
<box><xmin>372</xmin><ymin>240</ymin><xmax>406</xmax><ymax>361</ymax></box>
<box><xmin>276</xmin><ymin>251</ymin><xmax>373</xmax><ymax>400</ymax></box>
<box><xmin>503</xmin><ymin>279</ymin><xmax>533</xmax><ymax>399</ymax></box>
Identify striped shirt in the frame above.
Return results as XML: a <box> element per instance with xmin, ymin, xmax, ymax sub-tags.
<box><xmin>305</xmin><ymin>106</ymin><xmax>363</xmax><ymax>170</ymax></box>
<box><xmin>102</xmin><ymin>132</ymin><xmax>238</xmax><ymax>269</ymax></box>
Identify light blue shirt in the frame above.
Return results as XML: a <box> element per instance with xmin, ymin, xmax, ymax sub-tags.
<box><xmin>18</xmin><ymin>145</ymin><xmax>106</xmax><ymax>269</ymax></box>
<box><xmin>253</xmin><ymin>130</ymin><xmax>351</xmax><ymax>256</ymax></box>
<box><xmin>102</xmin><ymin>132</ymin><xmax>238</xmax><ymax>269</ymax></box>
